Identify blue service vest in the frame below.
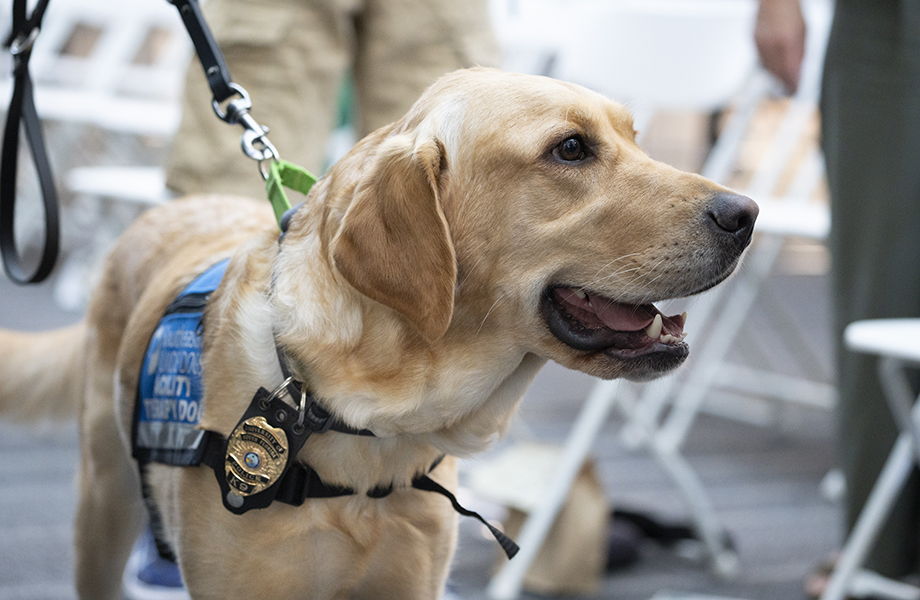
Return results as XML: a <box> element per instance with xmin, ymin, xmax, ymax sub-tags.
<box><xmin>132</xmin><ymin>259</ymin><xmax>229</xmax><ymax>466</ymax></box>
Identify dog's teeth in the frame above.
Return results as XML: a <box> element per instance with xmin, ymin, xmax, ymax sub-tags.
<box><xmin>645</xmin><ymin>314</ymin><xmax>663</xmax><ymax>339</ymax></box>
<box><xmin>661</xmin><ymin>334</ymin><xmax>674</xmax><ymax>344</ymax></box>
<box><xmin>574</xmin><ymin>289</ymin><xmax>587</xmax><ymax>299</ymax></box>
<box><xmin>681</xmin><ymin>311</ymin><xmax>688</xmax><ymax>326</ymax></box>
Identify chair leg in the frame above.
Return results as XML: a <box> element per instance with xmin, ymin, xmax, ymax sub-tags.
<box><xmin>878</xmin><ymin>358</ymin><xmax>920</xmax><ymax>466</ymax></box>
<box><xmin>849</xmin><ymin>570</ymin><xmax>920</xmax><ymax>600</ymax></box>
<box><xmin>651</xmin><ymin>435</ymin><xmax>740</xmax><ymax>577</ymax></box>
<box><xmin>658</xmin><ymin>233</ymin><xmax>785</xmax><ymax>448</ymax></box>
<box><xmin>487</xmin><ymin>380</ymin><xmax>622</xmax><ymax>600</ymax></box>
<box><xmin>819</xmin><ymin>433</ymin><xmax>917</xmax><ymax>600</ymax></box>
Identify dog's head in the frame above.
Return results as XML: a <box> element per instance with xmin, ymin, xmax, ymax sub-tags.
<box><xmin>320</xmin><ymin>68</ymin><xmax>756</xmax><ymax>384</ymax></box>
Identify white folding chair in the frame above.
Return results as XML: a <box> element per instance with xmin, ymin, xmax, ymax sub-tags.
<box><xmin>610</xmin><ymin>0</ymin><xmax>834</xmax><ymax>575</ymax></box>
<box><xmin>817</xmin><ymin>319</ymin><xmax>920</xmax><ymax>600</ymax></box>
<box><xmin>485</xmin><ymin>1</ymin><xmax>836</xmax><ymax>598</ymax></box>
<box><xmin>0</xmin><ymin>0</ymin><xmax>190</xmax><ymax>209</ymax></box>
<box><xmin>0</xmin><ymin>0</ymin><xmax>191</xmax><ymax>136</ymax></box>
<box><xmin>487</xmin><ymin>2</ymin><xmax>755</xmax><ymax>597</ymax></box>
<box><xmin>555</xmin><ymin>0</ymin><xmax>759</xmax><ymax>142</ymax></box>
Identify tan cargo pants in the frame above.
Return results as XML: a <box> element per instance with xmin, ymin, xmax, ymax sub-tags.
<box><xmin>165</xmin><ymin>0</ymin><xmax>499</xmax><ymax>198</ymax></box>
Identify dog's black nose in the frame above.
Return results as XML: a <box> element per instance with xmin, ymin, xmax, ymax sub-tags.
<box><xmin>707</xmin><ymin>192</ymin><xmax>758</xmax><ymax>250</ymax></box>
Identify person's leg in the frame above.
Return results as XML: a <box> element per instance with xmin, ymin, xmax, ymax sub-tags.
<box><xmin>166</xmin><ymin>0</ymin><xmax>358</xmax><ymax>198</ymax></box>
<box><xmin>822</xmin><ymin>0</ymin><xmax>920</xmax><ymax>577</ymax></box>
<box><xmin>352</xmin><ymin>0</ymin><xmax>500</xmax><ymax>137</ymax></box>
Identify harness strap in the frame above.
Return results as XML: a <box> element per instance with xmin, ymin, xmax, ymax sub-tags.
<box><xmin>270</xmin><ymin>343</ymin><xmax>518</xmax><ymax>557</ymax></box>
<box><xmin>412</xmin><ymin>475</ymin><xmax>520</xmax><ymax>559</ymax></box>
<box><xmin>198</xmin><ymin>431</ymin><xmax>391</xmax><ymax>503</ymax></box>
<box><xmin>199</xmin><ymin>435</ymin><xmax>520</xmax><ymax>560</ymax></box>
<box><xmin>1</xmin><ymin>0</ymin><xmax>59</xmax><ymax>284</ymax></box>
<box><xmin>138</xmin><ymin>263</ymin><xmax>519</xmax><ymax>561</ymax></box>
<box><xmin>138</xmin><ymin>463</ymin><xmax>179</xmax><ymax>563</ymax></box>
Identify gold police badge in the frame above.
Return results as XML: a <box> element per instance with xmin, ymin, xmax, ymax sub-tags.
<box><xmin>224</xmin><ymin>416</ymin><xmax>289</xmax><ymax>496</ymax></box>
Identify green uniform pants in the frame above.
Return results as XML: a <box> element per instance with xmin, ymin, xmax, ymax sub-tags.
<box><xmin>165</xmin><ymin>0</ymin><xmax>499</xmax><ymax>198</ymax></box>
<box><xmin>822</xmin><ymin>0</ymin><xmax>920</xmax><ymax>577</ymax></box>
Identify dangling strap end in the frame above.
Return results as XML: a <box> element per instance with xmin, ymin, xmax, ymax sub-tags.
<box><xmin>412</xmin><ymin>475</ymin><xmax>520</xmax><ymax>560</ymax></box>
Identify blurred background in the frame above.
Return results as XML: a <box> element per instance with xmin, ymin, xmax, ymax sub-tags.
<box><xmin>0</xmin><ymin>0</ymin><xmax>843</xmax><ymax>599</ymax></box>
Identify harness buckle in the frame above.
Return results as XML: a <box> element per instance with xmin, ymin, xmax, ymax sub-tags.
<box><xmin>303</xmin><ymin>401</ymin><xmax>335</xmax><ymax>434</ymax></box>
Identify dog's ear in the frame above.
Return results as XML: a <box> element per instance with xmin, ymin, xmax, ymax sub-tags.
<box><xmin>332</xmin><ymin>134</ymin><xmax>456</xmax><ymax>344</ymax></box>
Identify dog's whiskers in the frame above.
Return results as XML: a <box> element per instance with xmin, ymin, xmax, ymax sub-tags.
<box><xmin>477</xmin><ymin>295</ymin><xmax>506</xmax><ymax>335</ymax></box>
<box><xmin>583</xmin><ymin>254</ymin><xmax>674</xmax><ymax>308</ymax></box>
<box><xmin>585</xmin><ymin>254</ymin><xmax>664</xmax><ymax>291</ymax></box>
<box><xmin>586</xmin><ymin>264</ymin><xmax>642</xmax><ymax>288</ymax></box>
<box><xmin>458</xmin><ymin>248</ymin><xmax>489</xmax><ymax>290</ymax></box>
<box><xmin>588</xmin><ymin>253</ymin><xmax>641</xmax><ymax>283</ymax></box>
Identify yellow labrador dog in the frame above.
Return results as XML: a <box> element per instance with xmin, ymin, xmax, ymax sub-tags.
<box><xmin>0</xmin><ymin>68</ymin><xmax>756</xmax><ymax>599</ymax></box>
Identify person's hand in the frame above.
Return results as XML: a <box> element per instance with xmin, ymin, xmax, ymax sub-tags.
<box><xmin>755</xmin><ymin>0</ymin><xmax>806</xmax><ymax>93</ymax></box>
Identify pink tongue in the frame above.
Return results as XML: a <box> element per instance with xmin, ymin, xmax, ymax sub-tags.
<box><xmin>588</xmin><ymin>293</ymin><xmax>657</xmax><ymax>331</ymax></box>
<box><xmin>556</xmin><ymin>288</ymin><xmax>657</xmax><ymax>331</ymax></box>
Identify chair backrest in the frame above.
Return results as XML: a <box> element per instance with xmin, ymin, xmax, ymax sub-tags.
<box><xmin>489</xmin><ymin>0</ymin><xmax>574</xmax><ymax>75</ymax></box>
<box><xmin>0</xmin><ymin>0</ymin><xmax>192</xmax><ymax>135</ymax></box>
<box><xmin>709</xmin><ymin>0</ymin><xmax>833</xmax><ymax>239</ymax></box>
<box><xmin>554</xmin><ymin>0</ymin><xmax>759</xmax><ymax>119</ymax></box>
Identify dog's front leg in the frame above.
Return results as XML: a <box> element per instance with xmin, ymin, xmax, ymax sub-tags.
<box><xmin>74</xmin><ymin>334</ymin><xmax>146</xmax><ymax>600</ymax></box>
<box><xmin>346</xmin><ymin>460</ymin><xmax>461</xmax><ymax>600</ymax></box>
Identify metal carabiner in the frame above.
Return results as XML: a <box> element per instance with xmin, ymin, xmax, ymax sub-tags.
<box><xmin>211</xmin><ymin>82</ymin><xmax>251</xmax><ymax>124</ymax></box>
<box><xmin>211</xmin><ymin>82</ymin><xmax>279</xmax><ymax>171</ymax></box>
<box><xmin>239</xmin><ymin>116</ymin><xmax>278</xmax><ymax>162</ymax></box>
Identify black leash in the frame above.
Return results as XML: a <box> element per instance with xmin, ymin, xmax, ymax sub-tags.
<box><xmin>167</xmin><ymin>0</ymin><xmax>280</xmax><ymax>171</ymax></box>
<box><xmin>0</xmin><ymin>0</ymin><xmax>288</xmax><ymax>284</ymax></box>
<box><xmin>167</xmin><ymin>0</ymin><xmax>234</xmax><ymax>104</ymax></box>
<box><xmin>1</xmin><ymin>0</ymin><xmax>59</xmax><ymax>284</ymax></box>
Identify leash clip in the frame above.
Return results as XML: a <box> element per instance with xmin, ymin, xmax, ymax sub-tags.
<box><xmin>211</xmin><ymin>82</ymin><xmax>278</xmax><ymax>173</ymax></box>
<box><xmin>240</xmin><ymin>121</ymin><xmax>278</xmax><ymax>163</ymax></box>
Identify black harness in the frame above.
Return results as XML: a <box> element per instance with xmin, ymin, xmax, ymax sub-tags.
<box><xmin>132</xmin><ymin>260</ymin><xmax>518</xmax><ymax>561</ymax></box>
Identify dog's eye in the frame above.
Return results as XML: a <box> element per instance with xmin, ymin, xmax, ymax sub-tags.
<box><xmin>554</xmin><ymin>136</ymin><xmax>588</xmax><ymax>162</ymax></box>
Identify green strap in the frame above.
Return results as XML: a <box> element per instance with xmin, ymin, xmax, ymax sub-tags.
<box><xmin>265</xmin><ymin>159</ymin><xmax>318</xmax><ymax>227</ymax></box>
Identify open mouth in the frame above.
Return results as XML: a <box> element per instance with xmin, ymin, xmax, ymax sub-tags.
<box><xmin>540</xmin><ymin>286</ymin><xmax>689</xmax><ymax>361</ymax></box>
